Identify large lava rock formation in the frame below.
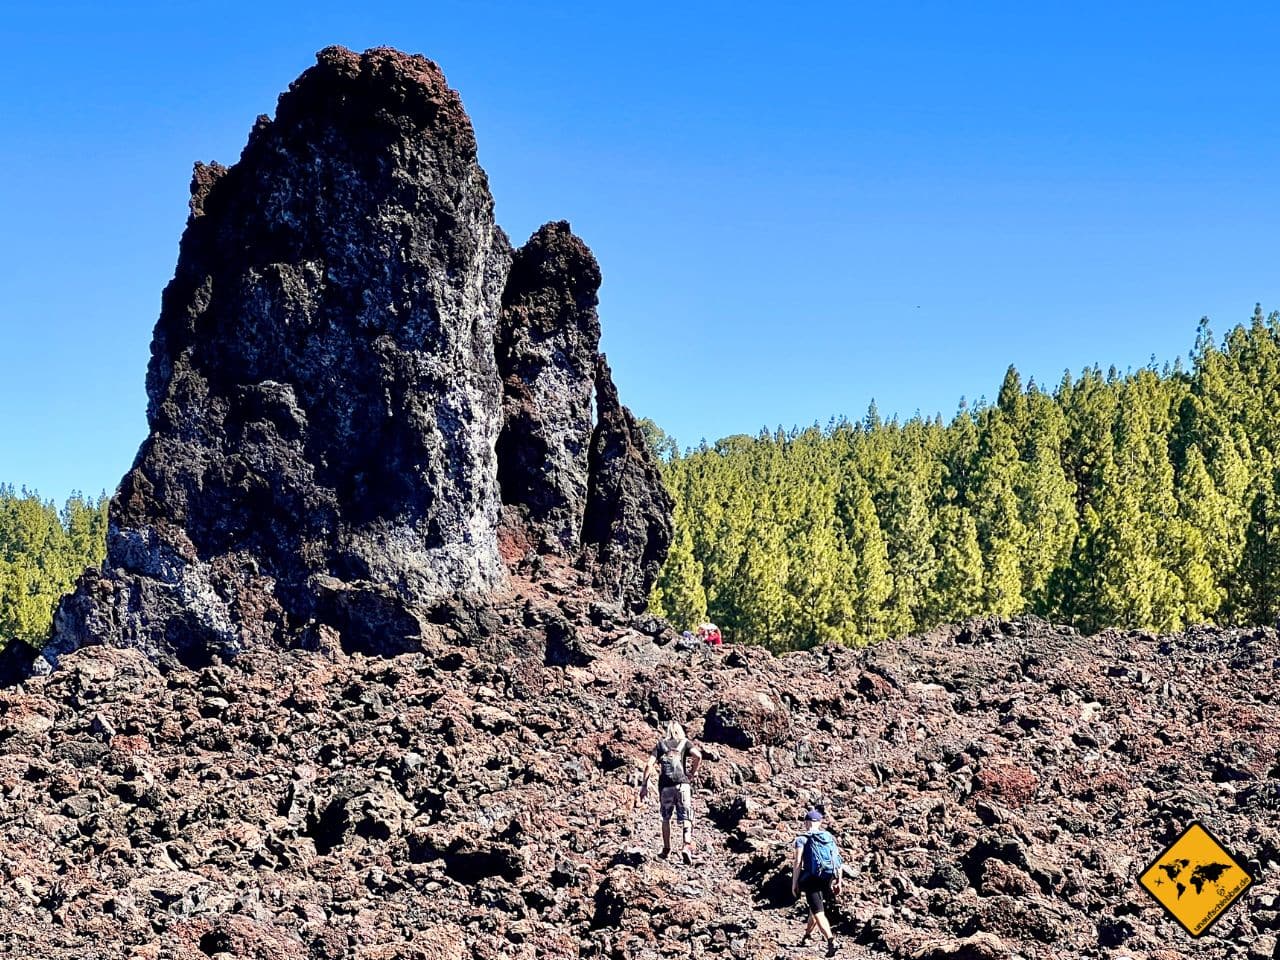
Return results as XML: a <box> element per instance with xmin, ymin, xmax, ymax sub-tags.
<box><xmin>17</xmin><ymin>45</ymin><xmax>671</xmax><ymax>676</ymax></box>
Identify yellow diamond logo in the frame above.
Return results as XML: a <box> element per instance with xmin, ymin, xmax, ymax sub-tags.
<box><xmin>1138</xmin><ymin>822</ymin><xmax>1253</xmax><ymax>937</ymax></box>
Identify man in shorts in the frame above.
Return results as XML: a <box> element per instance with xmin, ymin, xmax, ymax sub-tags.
<box><xmin>791</xmin><ymin>808</ymin><xmax>843</xmax><ymax>955</ymax></box>
<box><xmin>637</xmin><ymin>721</ymin><xmax>703</xmax><ymax>863</ymax></box>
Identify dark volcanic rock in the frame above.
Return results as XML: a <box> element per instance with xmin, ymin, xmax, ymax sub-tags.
<box><xmin>29</xmin><ymin>46</ymin><xmax>673</xmax><ymax>674</ymax></box>
<box><xmin>52</xmin><ymin>46</ymin><xmax>511</xmax><ymax>666</ymax></box>
<box><xmin>497</xmin><ymin>221</ymin><xmax>602</xmax><ymax>553</ymax></box>
<box><xmin>702</xmin><ymin>683</ymin><xmax>792</xmax><ymax>748</ymax></box>
<box><xmin>580</xmin><ymin>355</ymin><xmax>675</xmax><ymax>611</ymax></box>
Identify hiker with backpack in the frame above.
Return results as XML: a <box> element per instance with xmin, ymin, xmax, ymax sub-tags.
<box><xmin>636</xmin><ymin>721</ymin><xmax>703</xmax><ymax>863</ymax></box>
<box><xmin>792</xmin><ymin>808</ymin><xmax>844</xmax><ymax>956</ymax></box>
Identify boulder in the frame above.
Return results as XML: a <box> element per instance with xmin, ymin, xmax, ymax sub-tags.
<box><xmin>702</xmin><ymin>684</ymin><xmax>791</xmax><ymax>748</ymax></box>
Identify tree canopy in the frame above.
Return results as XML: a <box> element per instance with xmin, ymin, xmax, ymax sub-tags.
<box><xmin>651</xmin><ymin>307</ymin><xmax>1280</xmax><ymax>648</ymax></box>
<box><xmin>0</xmin><ymin>487</ymin><xmax>107</xmax><ymax>647</ymax></box>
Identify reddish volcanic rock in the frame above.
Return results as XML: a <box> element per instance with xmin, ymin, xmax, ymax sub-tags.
<box><xmin>0</xmin><ymin>616</ymin><xmax>1276</xmax><ymax>958</ymax></box>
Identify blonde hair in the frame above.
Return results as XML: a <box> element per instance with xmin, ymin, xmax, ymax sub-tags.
<box><xmin>665</xmin><ymin>721</ymin><xmax>686</xmax><ymax>742</ymax></box>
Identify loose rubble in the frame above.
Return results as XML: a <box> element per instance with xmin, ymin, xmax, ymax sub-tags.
<box><xmin>0</xmin><ymin>615</ymin><xmax>1275</xmax><ymax>958</ymax></box>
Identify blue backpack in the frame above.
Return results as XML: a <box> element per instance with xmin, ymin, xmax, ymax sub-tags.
<box><xmin>802</xmin><ymin>830</ymin><xmax>842</xmax><ymax>881</ymax></box>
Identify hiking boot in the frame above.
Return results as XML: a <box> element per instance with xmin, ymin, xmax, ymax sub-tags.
<box><xmin>659</xmin><ymin>846</ymin><xmax>671</xmax><ymax>860</ymax></box>
<box><xmin>680</xmin><ymin>844</ymin><xmax>693</xmax><ymax>865</ymax></box>
<box><xmin>826</xmin><ymin>938</ymin><xmax>840</xmax><ymax>957</ymax></box>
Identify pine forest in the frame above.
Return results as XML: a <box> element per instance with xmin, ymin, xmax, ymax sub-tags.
<box><xmin>650</xmin><ymin>308</ymin><xmax>1280</xmax><ymax>649</ymax></box>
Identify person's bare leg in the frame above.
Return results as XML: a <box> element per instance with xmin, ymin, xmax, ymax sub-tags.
<box><xmin>813</xmin><ymin>910</ymin><xmax>833</xmax><ymax>941</ymax></box>
<box><xmin>678</xmin><ymin>786</ymin><xmax>694</xmax><ymax>862</ymax></box>
<box><xmin>660</xmin><ymin>817</ymin><xmax>671</xmax><ymax>856</ymax></box>
<box><xmin>802</xmin><ymin>912</ymin><xmax>818</xmax><ymax>940</ymax></box>
<box><xmin>680</xmin><ymin>819</ymin><xmax>694</xmax><ymax>862</ymax></box>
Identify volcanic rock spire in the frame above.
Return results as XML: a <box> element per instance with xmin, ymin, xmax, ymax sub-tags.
<box><xmin>496</xmin><ymin>221</ymin><xmax>603</xmax><ymax>554</ymax></box>
<box><xmin>18</xmin><ymin>46</ymin><xmax>672</xmax><ymax>676</ymax></box>
<box><xmin>582</xmin><ymin>355</ymin><xmax>675</xmax><ymax>611</ymax></box>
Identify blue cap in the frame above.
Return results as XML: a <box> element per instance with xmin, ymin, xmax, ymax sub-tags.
<box><xmin>804</xmin><ymin>809</ymin><xmax>824</xmax><ymax>821</ymax></box>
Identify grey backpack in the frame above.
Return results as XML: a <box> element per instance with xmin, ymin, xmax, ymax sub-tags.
<box><xmin>657</xmin><ymin>738</ymin><xmax>689</xmax><ymax>786</ymax></box>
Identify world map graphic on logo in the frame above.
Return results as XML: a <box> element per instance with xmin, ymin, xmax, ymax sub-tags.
<box><xmin>1151</xmin><ymin>857</ymin><xmax>1233</xmax><ymax>900</ymax></box>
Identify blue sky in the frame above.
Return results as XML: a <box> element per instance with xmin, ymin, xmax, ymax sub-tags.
<box><xmin>3</xmin><ymin>2</ymin><xmax>1280</xmax><ymax>502</ymax></box>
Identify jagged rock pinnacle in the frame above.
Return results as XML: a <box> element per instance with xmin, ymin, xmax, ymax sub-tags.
<box><xmin>14</xmin><ymin>46</ymin><xmax>672</xmax><ymax>676</ymax></box>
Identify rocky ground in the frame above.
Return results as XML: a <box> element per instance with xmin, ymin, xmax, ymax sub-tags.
<box><xmin>1</xmin><ymin>587</ymin><xmax>1276</xmax><ymax>959</ymax></box>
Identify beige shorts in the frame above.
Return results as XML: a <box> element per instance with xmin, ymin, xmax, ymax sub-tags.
<box><xmin>660</xmin><ymin>784</ymin><xmax>693</xmax><ymax>824</ymax></box>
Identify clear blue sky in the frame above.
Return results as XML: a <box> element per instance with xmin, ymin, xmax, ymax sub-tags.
<box><xmin>4</xmin><ymin>2</ymin><xmax>1280</xmax><ymax>502</ymax></box>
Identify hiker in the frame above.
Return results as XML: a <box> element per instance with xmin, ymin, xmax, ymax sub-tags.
<box><xmin>636</xmin><ymin>721</ymin><xmax>703</xmax><ymax>863</ymax></box>
<box><xmin>791</xmin><ymin>808</ymin><xmax>844</xmax><ymax>956</ymax></box>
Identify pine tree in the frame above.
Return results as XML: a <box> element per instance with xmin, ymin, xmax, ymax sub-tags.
<box><xmin>0</xmin><ymin>488</ymin><xmax>90</xmax><ymax>646</ymax></box>
<box><xmin>785</xmin><ymin>501</ymin><xmax>853</xmax><ymax>647</ymax></box>
<box><xmin>1018</xmin><ymin>384</ymin><xmax>1077</xmax><ymax>616</ymax></box>
<box><xmin>646</xmin><ymin>308</ymin><xmax>1280</xmax><ymax>649</ymax></box>
<box><xmin>649</xmin><ymin>503</ymin><xmax>707</xmax><ymax>628</ymax></box>
<box><xmin>1082</xmin><ymin>371</ymin><xmax>1184</xmax><ymax>630</ymax></box>
<box><xmin>724</xmin><ymin>518</ymin><xmax>791</xmax><ymax>651</ymax></box>
<box><xmin>1174</xmin><ymin>448</ymin><xmax>1227</xmax><ymax>623</ymax></box>
<box><xmin>880</xmin><ymin>419</ymin><xmax>940</xmax><ymax>635</ymax></box>
<box><xmin>971</xmin><ymin>406</ymin><xmax>1026</xmax><ymax>617</ymax></box>
<box><xmin>927</xmin><ymin>505</ymin><xmax>983</xmax><ymax>625</ymax></box>
<box><xmin>839</xmin><ymin>474</ymin><xmax>893</xmax><ymax>644</ymax></box>
<box><xmin>636</xmin><ymin>418</ymin><xmax>679</xmax><ymax>462</ymax></box>
<box><xmin>1232</xmin><ymin>463</ymin><xmax>1280</xmax><ymax>626</ymax></box>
